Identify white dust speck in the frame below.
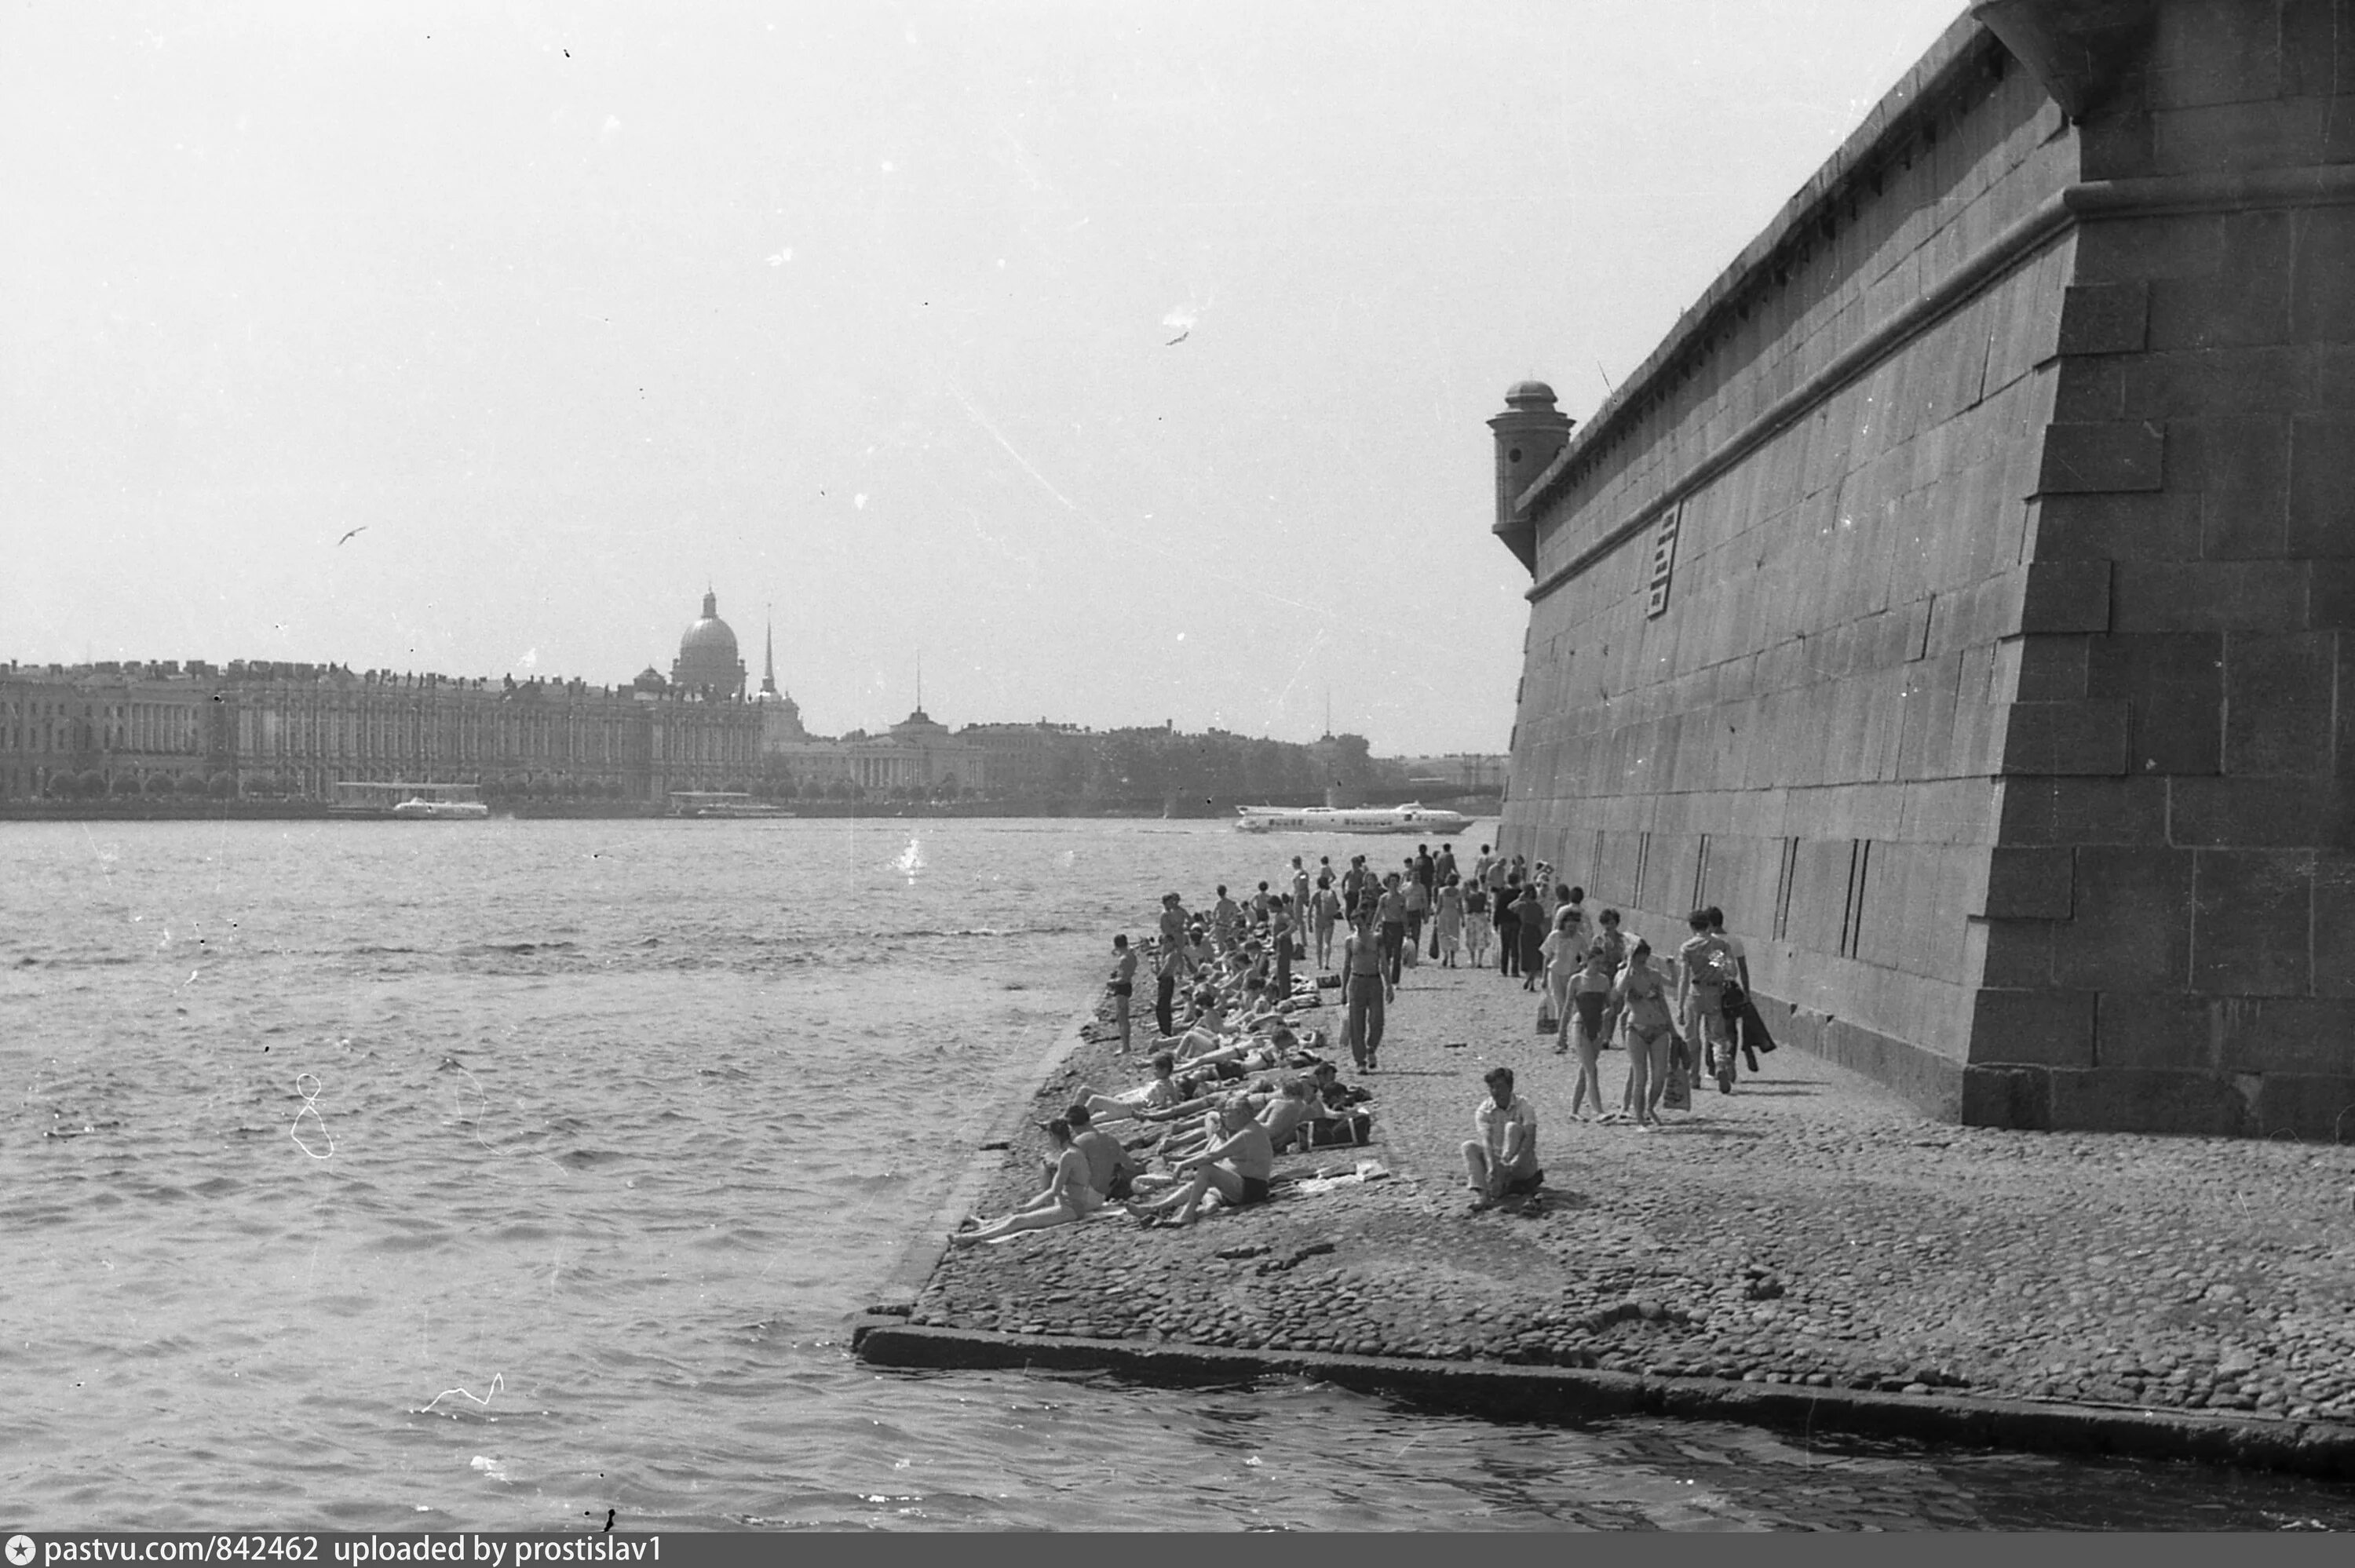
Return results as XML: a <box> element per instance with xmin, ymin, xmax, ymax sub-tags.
<box><xmin>854</xmin><ymin>494</ymin><xmax>868</xmax><ymax>510</ymax></box>
<box><xmin>765</xmin><ymin>247</ymin><xmax>794</xmax><ymax>267</ymax></box>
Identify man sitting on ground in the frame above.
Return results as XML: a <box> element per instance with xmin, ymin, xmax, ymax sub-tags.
<box><xmin>1126</xmin><ymin>1096</ymin><xmax>1276</xmax><ymax>1228</ymax></box>
<box><xmin>1462</xmin><ymin>1066</ymin><xmax>1543</xmax><ymax>1213</ymax></box>
<box><xmin>1065</xmin><ymin>1103</ymin><xmax>1141</xmax><ymax>1201</ymax></box>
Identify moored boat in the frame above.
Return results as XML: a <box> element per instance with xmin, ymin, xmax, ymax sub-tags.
<box><xmin>390</xmin><ymin>797</ymin><xmax>491</xmax><ymax>819</ymax></box>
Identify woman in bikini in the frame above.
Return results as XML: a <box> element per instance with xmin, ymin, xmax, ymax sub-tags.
<box><xmin>1611</xmin><ymin>939</ymin><xmax>1678</xmax><ymax>1129</ymax></box>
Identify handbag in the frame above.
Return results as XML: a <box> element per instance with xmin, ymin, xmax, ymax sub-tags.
<box><xmin>1663</xmin><ymin>1035</ymin><xmax>1692</xmax><ymax>1110</ymax></box>
<box><xmin>1535</xmin><ymin>1001</ymin><xmax>1557</xmax><ymax>1035</ymax></box>
<box><xmin>1403</xmin><ymin>940</ymin><xmax>1420</xmax><ymax>968</ymax></box>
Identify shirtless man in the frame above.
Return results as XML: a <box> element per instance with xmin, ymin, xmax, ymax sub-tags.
<box><xmin>1065</xmin><ymin>1103</ymin><xmax>1141</xmax><ymax>1201</ymax></box>
<box><xmin>1126</xmin><ymin>1097</ymin><xmax>1276</xmax><ymax>1228</ymax></box>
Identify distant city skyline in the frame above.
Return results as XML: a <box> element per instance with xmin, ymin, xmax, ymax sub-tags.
<box><xmin>2</xmin><ymin>2</ymin><xmax>1967</xmax><ymax>755</ymax></box>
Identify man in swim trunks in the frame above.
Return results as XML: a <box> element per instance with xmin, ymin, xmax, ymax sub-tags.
<box><xmin>1126</xmin><ymin>1096</ymin><xmax>1276</xmax><ymax>1227</ymax></box>
<box><xmin>1064</xmin><ymin>1103</ymin><xmax>1141</xmax><ymax>1201</ymax></box>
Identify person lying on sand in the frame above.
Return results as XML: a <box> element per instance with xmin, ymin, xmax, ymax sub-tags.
<box><xmin>951</xmin><ymin>1118</ymin><xmax>1103</xmax><ymax>1246</ymax></box>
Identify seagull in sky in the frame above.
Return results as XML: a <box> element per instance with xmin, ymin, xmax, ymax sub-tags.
<box><xmin>335</xmin><ymin>526</ymin><xmax>368</xmax><ymax>546</ymax></box>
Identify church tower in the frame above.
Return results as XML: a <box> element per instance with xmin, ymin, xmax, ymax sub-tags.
<box><xmin>753</xmin><ymin>611</ymin><xmax>807</xmax><ymax>741</ymax></box>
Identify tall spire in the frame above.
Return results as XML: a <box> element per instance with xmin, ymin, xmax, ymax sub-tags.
<box><xmin>761</xmin><ymin>608</ymin><xmax>779</xmax><ymax>698</ymax></box>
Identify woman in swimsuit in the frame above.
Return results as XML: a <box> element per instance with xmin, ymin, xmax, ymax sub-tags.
<box><xmin>1611</xmin><ymin>940</ymin><xmax>1678</xmax><ymax>1129</ymax></box>
<box><xmin>951</xmin><ymin>1118</ymin><xmax>1104</xmax><ymax>1245</ymax></box>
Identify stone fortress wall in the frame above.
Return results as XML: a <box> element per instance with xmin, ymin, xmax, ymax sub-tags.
<box><xmin>1493</xmin><ymin>0</ymin><xmax>2355</xmax><ymax>1135</ymax></box>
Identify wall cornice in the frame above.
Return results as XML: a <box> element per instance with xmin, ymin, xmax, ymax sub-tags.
<box><xmin>1525</xmin><ymin>159</ymin><xmax>2355</xmax><ymax>606</ymax></box>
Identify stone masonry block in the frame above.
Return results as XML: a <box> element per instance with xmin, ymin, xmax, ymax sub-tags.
<box><xmin>2306</xmin><ymin>560</ymin><xmax>2355</xmax><ymax>629</ymax></box>
<box><xmin>2037</xmin><ymin>421</ymin><xmax>2166</xmax><ymax>494</ymax></box>
<box><xmin>2030</xmin><ymin>490</ymin><xmax>2199</xmax><ymax>563</ymax></box>
<box><xmin>2084</xmin><ymin>631</ymin><xmax>2221</xmax><ymax>775</ymax></box>
<box><xmin>2224</xmin><ymin>630</ymin><xmax>2332</xmax><ymax>775</ymax></box>
<box><xmin>2146</xmin><ymin>210</ymin><xmax>2293</xmax><ymax>349</ymax></box>
<box><xmin>2111</xmin><ymin>560</ymin><xmax>2306</xmax><ymax>633</ymax></box>
<box><xmin>2094</xmin><ymin>993</ymin><xmax>2210</xmax><ymax>1072</ymax></box>
<box><xmin>2052</xmin><ymin>844</ymin><xmax>2192</xmax><ymax>990</ymax></box>
<box><xmin>1999</xmin><ymin>700</ymin><xmax>2130</xmax><ymax>776</ymax></box>
<box><xmin>2017</xmin><ymin>560</ymin><xmax>2113</xmax><ymax>633</ymax></box>
<box><xmin>2054</xmin><ymin>282</ymin><xmax>2150</xmax><ymax>356</ymax></box>
<box><xmin>2191</xmin><ymin>848</ymin><xmax>2315</xmax><ymax>997</ymax></box>
<box><xmin>2152</xmin><ymin>97</ymin><xmax>2347</xmax><ymax>179</ymax></box>
<box><xmin>2118</xmin><ymin>345</ymin><xmax>2319</xmax><ymax>421</ymax></box>
<box><xmin>2187</xmin><ymin>416</ymin><xmax>2291</xmax><ymax>560</ymax></box>
<box><xmin>1980</xmin><ymin>844</ymin><xmax>2074</xmax><ymax>919</ymax></box>
<box><xmin>2290</xmin><ymin>204</ymin><xmax>2355</xmax><ymax>344</ymax></box>
<box><xmin>2149</xmin><ymin>2</ymin><xmax>2282</xmax><ymax>108</ymax></box>
<box><xmin>2208</xmin><ymin>998</ymin><xmax>2355</xmax><ymax>1077</ymax></box>
<box><xmin>2167</xmin><ymin>775</ymin><xmax>2349</xmax><ymax>849</ymax></box>
<box><xmin>2044</xmin><ymin>1068</ymin><xmax>2251</xmax><ymax>1136</ymax></box>
<box><xmin>2283</xmin><ymin>0</ymin><xmax>2355</xmax><ymax>100</ymax></box>
<box><xmin>2252</xmin><ymin>1074</ymin><xmax>2355</xmax><ymax>1141</ymax></box>
<box><xmin>2289</xmin><ymin>413</ymin><xmax>2355</xmax><ymax>558</ymax></box>
<box><xmin>2309</xmin><ymin>853</ymin><xmax>2355</xmax><ymax>1000</ymax></box>
<box><xmin>1995</xmin><ymin>775</ymin><xmax>2167</xmax><ymax>846</ymax></box>
<box><xmin>1959</xmin><ymin>1064</ymin><xmax>2051</xmax><ymax>1131</ymax></box>
<box><xmin>1967</xmin><ymin>987</ymin><xmax>2095</xmax><ymax>1068</ymax></box>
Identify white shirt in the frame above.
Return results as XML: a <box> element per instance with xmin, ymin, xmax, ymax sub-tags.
<box><xmin>1474</xmin><ymin>1094</ymin><xmax>1539</xmax><ymax>1174</ymax></box>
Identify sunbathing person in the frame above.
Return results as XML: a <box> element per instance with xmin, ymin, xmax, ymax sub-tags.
<box><xmin>1126</xmin><ymin>1097</ymin><xmax>1276</xmax><ymax>1228</ymax></box>
<box><xmin>1065</xmin><ymin>1104</ymin><xmax>1142</xmax><ymax>1201</ymax></box>
<box><xmin>1072</xmin><ymin>1051</ymin><xmax>1183</xmax><ymax>1123</ymax></box>
<box><xmin>1165</xmin><ymin>993</ymin><xmax>1237</xmax><ymax>1061</ymax></box>
<box><xmin>1157</xmin><ymin>1076</ymin><xmax>1316</xmax><ymax>1161</ymax></box>
<box><xmin>952</xmin><ymin>1118</ymin><xmax>1103</xmax><ymax>1245</ymax></box>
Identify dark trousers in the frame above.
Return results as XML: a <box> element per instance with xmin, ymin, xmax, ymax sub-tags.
<box><xmin>1155</xmin><ymin>973</ymin><xmax>1176</xmax><ymax>1037</ymax></box>
<box><xmin>1405</xmin><ymin>910</ymin><xmax>1425</xmax><ymax>952</ymax></box>
<box><xmin>1380</xmin><ymin>921</ymin><xmax>1406</xmax><ymax>984</ymax></box>
<box><xmin>1344</xmin><ymin>972</ymin><xmax>1386</xmax><ymax>1065</ymax></box>
<box><xmin>1497</xmin><ymin>919</ymin><xmax>1520</xmax><ymax>975</ymax></box>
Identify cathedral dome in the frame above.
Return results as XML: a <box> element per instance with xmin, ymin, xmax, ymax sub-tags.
<box><xmin>681</xmin><ymin>593</ymin><xmax>738</xmax><ymax>659</ymax></box>
<box><xmin>671</xmin><ymin>590</ymin><xmax>747</xmax><ymax>698</ymax></box>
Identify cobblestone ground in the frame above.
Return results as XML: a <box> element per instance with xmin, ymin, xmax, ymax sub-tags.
<box><xmin>915</xmin><ymin>957</ymin><xmax>2355</xmax><ymax>1425</ymax></box>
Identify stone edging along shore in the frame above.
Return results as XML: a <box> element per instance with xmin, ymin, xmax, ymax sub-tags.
<box><xmin>853</xmin><ymin>967</ymin><xmax>2355</xmax><ymax>1482</ymax></box>
<box><xmin>849</xmin><ymin>1318</ymin><xmax>2355</xmax><ymax>1482</ymax></box>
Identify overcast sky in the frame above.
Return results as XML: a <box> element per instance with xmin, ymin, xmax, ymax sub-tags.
<box><xmin>2</xmin><ymin>1</ymin><xmax>1967</xmax><ymax>753</ymax></box>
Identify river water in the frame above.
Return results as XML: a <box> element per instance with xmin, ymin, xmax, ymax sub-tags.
<box><xmin>4</xmin><ymin>817</ymin><xmax>2350</xmax><ymax>1531</ymax></box>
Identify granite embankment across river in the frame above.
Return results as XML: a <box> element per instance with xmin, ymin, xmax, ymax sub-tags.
<box><xmin>853</xmin><ymin>956</ymin><xmax>2355</xmax><ymax>1479</ymax></box>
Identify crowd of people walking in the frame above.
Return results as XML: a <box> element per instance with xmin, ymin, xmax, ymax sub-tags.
<box><xmin>955</xmin><ymin>836</ymin><xmax>1779</xmax><ymax>1242</ymax></box>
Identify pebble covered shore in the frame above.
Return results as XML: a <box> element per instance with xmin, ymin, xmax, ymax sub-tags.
<box><xmin>898</xmin><ymin>954</ymin><xmax>2355</xmax><ymax>1437</ymax></box>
